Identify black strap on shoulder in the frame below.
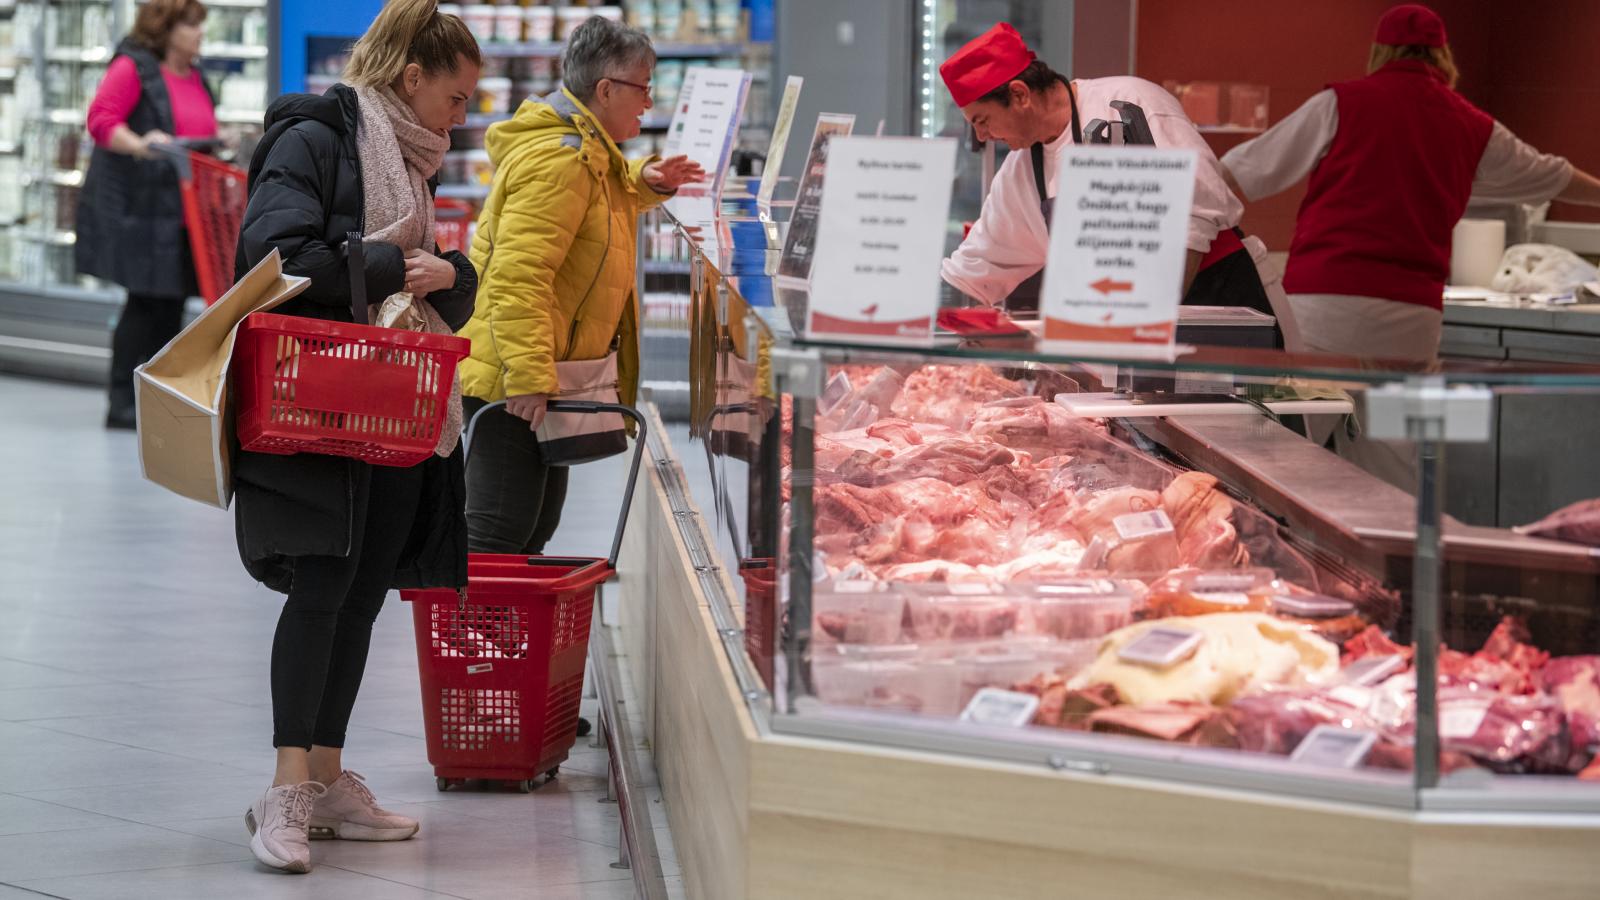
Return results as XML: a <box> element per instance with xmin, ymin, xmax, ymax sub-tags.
<box><xmin>1030</xmin><ymin>77</ymin><xmax>1083</xmax><ymax>206</ymax></box>
<box><xmin>347</xmin><ymin>232</ymin><xmax>367</xmax><ymax>323</ymax></box>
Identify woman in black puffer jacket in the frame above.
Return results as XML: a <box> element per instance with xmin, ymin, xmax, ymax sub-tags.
<box><xmin>230</xmin><ymin>0</ymin><xmax>480</xmax><ymax>875</ymax></box>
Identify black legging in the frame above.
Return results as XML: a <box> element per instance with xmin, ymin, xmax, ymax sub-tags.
<box><xmin>109</xmin><ymin>293</ymin><xmax>186</xmax><ymax>413</ymax></box>
<box><xmin>462</xmin><ymin>396</ymin><xmax>569</xmax><ymax>555</ymax></box>
<box><xmin>271</xmin><ymin>462</ymin><xmax>424</xmax><ymax>750</ymax></box>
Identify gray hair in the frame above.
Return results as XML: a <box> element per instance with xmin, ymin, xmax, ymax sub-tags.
<box><xmin>561</xmin><ymin>17</ymin><xmax>656</xmax><ymax>102</ymax></box>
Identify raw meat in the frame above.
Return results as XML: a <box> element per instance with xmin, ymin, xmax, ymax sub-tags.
<box><xmin>834</xmin><ymin>439</ymin><xmax>1015</xmax><ymax>488</ymax></box>
<box><xmin>1088</xmin><ymin>702</ymin><xmax>1226</xmax><ymax>743</ymax></box>
<box><xmin>969</xmin><ymin>397</ymin><xmax>1092</xmax><ymax>451</ymax></box>
<box><xmin>890</xmin><ymin>365</ymin><xmax>1026</xmax><ymax>428</ymax></box>
<box><xmin>878</xmin><ymin>559</ymin><xmax>988</xmax><ymax>583</ymax></box>
<box><xmin>1161</xmin><ymin>472</ymin><xmax>1248</xmax><ymax>569</ymax></box>
<box><xmin>1541</xmin><ymin>656</ymin><xmax>1600</xmax><ymax>756</ymax></box>
<box><xmin>1342</xmin><ymin>625</ymin><xmax>1414</xmax><ymax>664</ymax></box>
<box><xmin>904</xmin><ymin>594</ymin><xmax>1019</xmax><ymax>641</ymax></box>
<box><xmin>1514</xmin><ymin>497</ymin><xmax>1600</xmax><ymax>546</ymax></box>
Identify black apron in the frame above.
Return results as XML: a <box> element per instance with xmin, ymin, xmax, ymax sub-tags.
<box><xmin>1003</xmin><ymin>82</ymin><xmax>1276</xmax><ymax>337</ymax></box>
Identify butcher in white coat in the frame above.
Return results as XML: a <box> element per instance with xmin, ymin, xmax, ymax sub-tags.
<box><xmin>938</xmin><ymin>23</ymin><xmax>1298</xmax><ymax>347</ymax></box>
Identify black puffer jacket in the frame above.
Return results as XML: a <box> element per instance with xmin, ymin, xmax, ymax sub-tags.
<box><xmin>75</xmin><ymin>39</ymin><xmax>214</xmax><ymax>298</ymax></box>
<box><xmin>231</xmin><ymin>84</ymin><xmax>475</xmax><ymax>594</ymax></box>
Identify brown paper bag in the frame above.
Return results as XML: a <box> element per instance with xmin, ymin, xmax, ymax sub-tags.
<box><xmin>135</xmin><ymin>251</ymin><xmax>310</xmax><ymax>509</ymax></box>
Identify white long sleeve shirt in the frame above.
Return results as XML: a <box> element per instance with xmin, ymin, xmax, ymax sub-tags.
<box><xmin>941</xmin><ymin>76</ymin><xmax>1245</xmax><ymax>306</ymax></box>
<box><xmin>1222</xmin><ymin>89</ymin><xmax>1573</xmax><ymax>206</ymax></box>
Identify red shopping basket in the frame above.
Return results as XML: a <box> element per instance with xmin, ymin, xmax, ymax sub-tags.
<box><xmin>232</xmin><ymin>313</ymin><xmax>470</xmax><ymax>466</ymax></box>
<box><xmin>158</xmin><ymin>145</ymin><xmax>248</xmax><ymax>306</ymax></box>
<box><xmin>402</xmin><ymin>400</ymin><xmax>646</xmax><ymax>792</ymax></box>
<box><xmin>741</xmin><ymin>559</ymin><xmax>777</xmax><ymax>690</ymax></box>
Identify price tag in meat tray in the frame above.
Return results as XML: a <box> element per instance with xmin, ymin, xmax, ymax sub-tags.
<box><xmin>1290</xmin><ymin>725</ymin><xmax>1378</xmax><ymax>769</ymax></box>
<box><xmin>1113</xmin><ymin>509</ymin><xmax>1174</xmax><ymax>542</ymax></box>
<box><xmin>960</xmin><ymin>688</ymin><xmax>1041</xmax><ymax>728</ymax></box>
<box><xmin>1041</xmin><ymin>146</ymin><xmax>1197</xmax><ymax>354</ymax></box>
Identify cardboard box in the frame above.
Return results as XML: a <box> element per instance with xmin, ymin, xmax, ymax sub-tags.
<box><xmin>135</xmin><ymin>251</ymin><xmax>310</xmax><ymax>509</ymax></box>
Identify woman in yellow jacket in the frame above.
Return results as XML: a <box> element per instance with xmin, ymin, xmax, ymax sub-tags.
<box><xmin>459</xmin><ymin>15</ymin><xmax>702</xmax><ymax>554</ymax></box>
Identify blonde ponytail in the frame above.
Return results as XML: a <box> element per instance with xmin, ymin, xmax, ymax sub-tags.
<box><xmin>344</xmin><ymin>0</ymin><xmax>481</xmax><ymax>89</ymax></box>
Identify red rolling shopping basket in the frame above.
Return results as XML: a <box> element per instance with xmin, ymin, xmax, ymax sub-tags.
<box><xmin>231</xmin><ymin>312</ymin><xmax>470</xmax><ymax>466</ymax></box>
<box><xmin>741</xmin><ymin>559</ymin><xmax>778</xmax><ymax>690</ymax></box>
<box><xmin>157</xmin><ymin>145</ymin><xmax>249</xmax><ymax>306</ymax></box>
<box><xmin>402</xmin><ymin>400</ymin><xmax>647</xmax><ymax>792</ymax></box>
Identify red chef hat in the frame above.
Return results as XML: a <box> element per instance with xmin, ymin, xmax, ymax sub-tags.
<box><xmin>940</xmin><ymin>23</ymin><xmax>1037</xmax><ymax>108</ymax></box>
<box><xmin>1374</xmin><ymin>4</ymin><xmax>1448</xmax><ymax>47</ymax></box>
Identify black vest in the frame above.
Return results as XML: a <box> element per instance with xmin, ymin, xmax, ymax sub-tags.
<box><xmin>75</xmin><ymin>40</ymin><xmax>215</xmax><ymax>298</ymax></box>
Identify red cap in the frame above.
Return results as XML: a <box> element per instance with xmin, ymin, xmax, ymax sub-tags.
<box><xmin>940</xmin><ymin>23</ymin><xmax>1037</xmax><ymax>109</ymax></box>
<box><xmin>1374</xmin><ymin>4</ymin><xmax>1447</xmax><ymax>47</ymax></box>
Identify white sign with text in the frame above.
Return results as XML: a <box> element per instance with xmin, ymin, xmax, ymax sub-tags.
<box><xmin>661</xmin><ymin>65</ymin><xmax>751</xmax><ymax>181</ymax></box>
<box><xmin>805</xmin><ymin>136</ymin><xmax>957</xmax><ymax>339</ymax></box>
<box><xmin>1041</xmin><ymin>146</ymin><xmax>1197</xmax><ymax>349</ymax></box>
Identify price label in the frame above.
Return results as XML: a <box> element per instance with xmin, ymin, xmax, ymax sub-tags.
<box><xmin>1441</xmin><ymin>702</ymin><xmax>1490</xmax><ymax>740</ymax></box>
<box><xmin>1191</xmin><ymin>572</ymin><xmax>1260</xmax><ymax>591</ymax></box>
<box><xmin>1339</xmin><ymin>653</ymin><xmax>1405</xmax><ymax>687</ymax></box>
<box><xmin>1271</xmin><ymin>594</ymin><xmax>1357</xmax><ymax>619</ymax></box>
<box><xmin>1290</xmin><ymin>725</ymin><xmax>1377</xmax><ymax>769</ymax></box>
<box><xmin>1193</xmin><ymin>591</ymin><xmax>1251</xmax><ymax>607</ymax></box>
<box><xmin>1118</xmin><ymin>626</ymin><xmax>1203</xmax><ymax>669</ymax></box>
<box><xmin>1113</xmin><ymin>509</ymin><xmax>1174</xmax><ymax>542</ymax></box>
<box><xmin>960</xmin><ymin>688</ymin><xmax>1041</xmax><ymax>728</ymax></box>
<box><xmin>776</xmin><ymin>113</ymin><xmax>856</xmax><ymax>288</ymax></box>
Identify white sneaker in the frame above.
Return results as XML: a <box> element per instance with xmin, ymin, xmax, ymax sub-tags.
<box><xmin>308</xmin><ymin>770</ymin><xmax>419</xmax><ymax>842</ymax></box>
<box><xmin>245</xmin><ymin>781</ymin><xmax>325</xmax><ymax>873</ymax></box>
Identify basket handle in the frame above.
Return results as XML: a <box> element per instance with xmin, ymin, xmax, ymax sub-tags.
<box><xmin>346</xmin><ymin>231</ymin><xmax>367</xmax><ymax>324</ymax></box>
<box><xmin>463</xmin><ymin>400</ymin><xmax>648</xmax><ymax>571</ymax></box>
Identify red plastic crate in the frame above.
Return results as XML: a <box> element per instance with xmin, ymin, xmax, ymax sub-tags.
<box><xmin>401</xmin><ymin>555</ymin><xmax>610</xmax><ymax>791</ymax></box>
<box><xmin>232</xmin><ymin>312</ymin><xmax>469</xmax><ymax>466</ymax></box>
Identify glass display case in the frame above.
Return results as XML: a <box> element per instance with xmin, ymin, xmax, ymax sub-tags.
<box><xmin>641</xmin><ymin>208</ymin><xmax>1600</xmax><ymax>820</ymax></box>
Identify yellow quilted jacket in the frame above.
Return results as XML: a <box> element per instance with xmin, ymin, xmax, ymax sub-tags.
<box><xmin>459</xmin><ymin>89</ymin><xmax>667</xmax><ymax>405</ymax></box>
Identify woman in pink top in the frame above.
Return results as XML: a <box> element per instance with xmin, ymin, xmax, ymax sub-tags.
<box><xmin>75</xmin><ymin>0</ymin><xmax>217</xmax><ymax>429</ymax></box>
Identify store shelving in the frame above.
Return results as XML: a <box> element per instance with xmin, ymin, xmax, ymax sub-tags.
<box><xmin>476</xmin><ymin>40</ymin><xmax>743</xmax><ymax>59</ymax></box>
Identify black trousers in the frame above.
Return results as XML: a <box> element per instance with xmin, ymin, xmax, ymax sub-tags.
<box><xmin>462</xmin><ymin>396</ymin><xmax>569</xmax><ymax>555</ymax></box>
<box><xmin>271</xmin><ymin>462</ymin><xmax>424</xmax><ymax>749</ymax></box>
<box><xmin>109</xmin><ymin>293</ymin><xmax>186</xmax><ymax>412</ymax></box>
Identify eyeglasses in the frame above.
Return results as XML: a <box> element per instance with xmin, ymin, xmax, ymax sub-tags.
<box><xmin>603</xmin><ymin>76</ymin><xmax>652</xmax><ymax>94</ymax></box>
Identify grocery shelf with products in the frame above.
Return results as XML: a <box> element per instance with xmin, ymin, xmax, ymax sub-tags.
<box><xmin>0</xmin><ymin>0</ymin><xmax>271</xmax><ymax>371</ymax></box>
<box><xmin>612</xmin><ymin>204</ymin><xmax>1600</xmax><ymax>896</ymax></box>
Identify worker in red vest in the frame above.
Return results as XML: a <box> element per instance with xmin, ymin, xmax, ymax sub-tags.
<box><xmin>939</xmin><ymin>22</ymin><xmax>1295</xmax><ymax>345</ymax></box>
<box><xmin>1222</xmin><ymin>3</ymin><xmax>1600</xmax><ymax>362</ymax></box>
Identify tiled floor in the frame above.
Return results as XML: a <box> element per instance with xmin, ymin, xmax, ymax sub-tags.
<box><xmin>0</xmin><ymin>375</ymin><xmax>682</xmax><ymax>899</ymax></box>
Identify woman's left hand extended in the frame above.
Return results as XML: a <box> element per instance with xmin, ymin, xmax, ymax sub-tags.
<box><xmin>643</xmin><ymin>155</ymin><xmax>707</xmax><ymax>193</ymax></box>
<box><xmin>403</xmin><ymin>249</ymin><xmax>457</xmax><ymax>295</ymax></box>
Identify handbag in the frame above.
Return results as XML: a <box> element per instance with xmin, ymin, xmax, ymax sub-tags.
<box><xmin>536</xmin><ymin>344</ymin><xmax>629</xmax><ymax>465</ymax></box>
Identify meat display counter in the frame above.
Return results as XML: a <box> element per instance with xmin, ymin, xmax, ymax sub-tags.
<box><xmin>624</xmin><ymin>210</ymin><xmax>1600</xmax><ymax>898</ymax></box>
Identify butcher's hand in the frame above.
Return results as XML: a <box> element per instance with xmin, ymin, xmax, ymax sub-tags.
<box><xmin>643</xmin><ymin>155</ymin><xmax>706</xmax><ymax>193</ymax></box>
<box><xmin>505</xmin><ymin>393</ymin><xmax>549</xmax><ymax>431</ymax></box>
<box><xmin>404</xmin><ymin>249</ymin><xmax>457</xmax><ymax>295</ymax></box>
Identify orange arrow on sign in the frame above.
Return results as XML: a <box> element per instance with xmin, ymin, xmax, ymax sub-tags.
<box><xmin>1090</xmin><ymin>277</ymin><xmax>1134</xmax><ymax>295</ymax></box>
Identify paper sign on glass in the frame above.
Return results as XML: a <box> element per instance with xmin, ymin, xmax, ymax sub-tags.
<box><xmin>756</xmin><ymin>76</ymin><xmax>804</xmax><ymax>210</ymax></box>
<box><xmin>1041</xmin><ymin>146</ymin><xmax>1197</xmax><ymax>348</ymax></box>
<box><xmin>804</xmin><ymin>136</ymin><xmax>957</xmax><ymax>340</ymax></box>
<box><xmin>776</xmin><ymin>113</ymin><xmax>855</xmax><ymax>288</ymax></box>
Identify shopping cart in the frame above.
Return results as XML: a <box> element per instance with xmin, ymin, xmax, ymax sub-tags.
<box><xmin>154</xmin><ymin>142</ymin><xmax>248</xmax><ymax>306</ymax></box>
<box><xmin>402</xmin><ymin>399</ymin><xmax>646</xmax><ymax>793</ymax></box>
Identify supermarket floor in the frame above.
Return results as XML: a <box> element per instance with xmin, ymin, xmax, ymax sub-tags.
<box><xmin>0</xmin><ymin>375</ymin><xmax>685</xmax><ymax>899</ymax></box>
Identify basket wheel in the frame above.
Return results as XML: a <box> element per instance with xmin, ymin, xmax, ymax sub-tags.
<box><xmin>517</xmin><ymin>779</ymin><xmax>536</xmax><ymax>794</ymax></box>
<box><xmin>436</xmin><ymin>777</ymin><xmax>452</xmax><ymax>792</ymax></box>
<box><xmin>545</xmin><ymin>766</ymin><xmax>560</xmax><ymax>780</ymax></box>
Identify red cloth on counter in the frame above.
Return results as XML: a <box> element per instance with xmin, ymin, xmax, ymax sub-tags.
<box><xmin>87</xmin><ymin>55</ymin><xmax>218</xmax><ymax>146</ymax></box>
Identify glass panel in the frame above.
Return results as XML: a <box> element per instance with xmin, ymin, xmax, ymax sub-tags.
<box><xmin>656</xmin><ymin>203</ymin><xmax>1600</xmax><ymax>814</ymax></box>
